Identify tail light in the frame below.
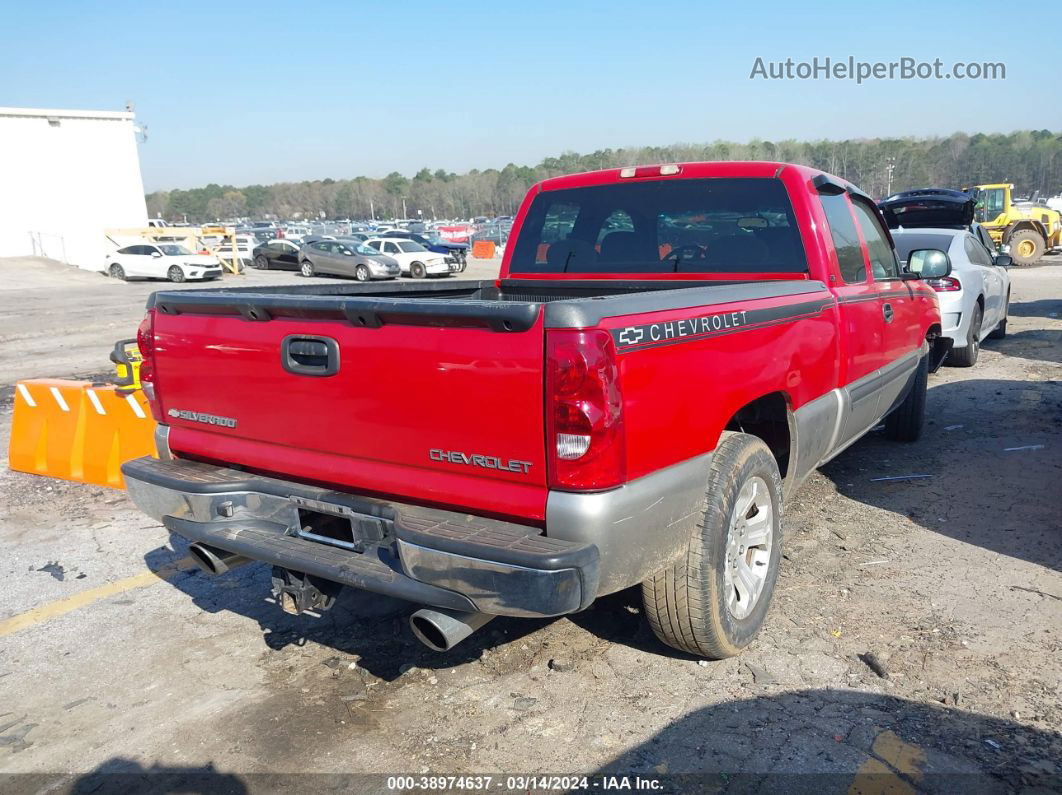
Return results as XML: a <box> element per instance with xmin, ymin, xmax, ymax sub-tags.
<box><xmin>925</xmin><ymin>276</ymin><xmax>961</xmax><ymax>292</ymax></box>
<box><xmin>136</xmin><ymin>310</ymin><xmax>164</xmax><ymax>422</ymax></box>
<box><xmin>545</xmin><ymin>329</ymin><xmax>626</xmax><ymax>491</ymax></box>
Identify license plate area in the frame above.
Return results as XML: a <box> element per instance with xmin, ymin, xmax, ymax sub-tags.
<box><xmin>290</xmin><ymin>496</ymin><xmax>390</xmax><ymax>553</ymax></box>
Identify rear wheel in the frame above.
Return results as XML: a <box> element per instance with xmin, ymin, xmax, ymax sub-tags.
<box><xmin>642</xmin><ymin>432</ymin><xmax>783</xmax><ymax>658</ymax></box>
<box><xmin>949</xmin><ymin>303</ymin><xmax>982</xmax><ymax>367</ymax></box>
<box><xmin>253</xmin><ymin>255</ymin><xmax>269</xmax><ymax>270</ymax></box>
<box><xmin>300</xmin><ymin>260</ymin><xmax>315</xmax><ymax>277</ymax></box>
<box><xmin>885</xmin><ymin>352</ymin><xmax>927</xmax><ymax>441</ymax></box>
<box><xmin>355</xmin><ymin>264</ymin><xmax>370</xmax><ymax>281</ymax></box>
<box><xmin>410</xmin><ymin>261</ymin><xmax>427</xmax><ymax>279</ymax></box>
<box><xmin>1007</xmin><ymin>229</ymin><xmax>1044</xmax><ymax>266</ymax></box>
<box><xmin>167</xmin><ymin>265</ymin><xmax>186</xmax><ymax>283</ymax></box>
<box><xmin>108</xmin><ymin>263</ymin><xmax>126</xmax><ymax>281</ymax></box>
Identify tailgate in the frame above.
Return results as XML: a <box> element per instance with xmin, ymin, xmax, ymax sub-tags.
<box><xmin>150</xmin><ymin>307</ymin><xmax>549</xmax><ymax>520</ymax></box>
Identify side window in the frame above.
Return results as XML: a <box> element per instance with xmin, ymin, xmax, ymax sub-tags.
<box><xmin>367</xmin><ymin>241</ymin><xmax>381</xmax><ymax>251</ymax></box>
<box><xmin>117</xmin><ymin>246</ymin><xmax>136</xmax><ymax>255</ymax></box>
<box><xmin>819</xmin><ymin>194</ymin><xmax>866</xmax><ymax>284</ymax></box>
<box><xmin>965</xmin><ymin>236</ymin><xmax>993</xmax><ymax>266</ymax></box>
<box><xmin>977</xmin><ymin>226</ymin><xmax>996</xmax><ymax>254</ymax></box>
<box><xmin>384</xmin><ymin>242</ymin><xmax>399</xmax><ymax>254</ymax></box>
<box><xmin>851</xmin><ymin>200</ymin><xmax>899</xmax><ymax>279</ymax></box>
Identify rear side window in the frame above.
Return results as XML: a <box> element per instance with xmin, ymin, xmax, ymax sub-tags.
<box><xmin>964</xmin><ymin>236</ymin><xmax>993</xmax><ymax>266</ymax></box>
<box><xmin>509</xmin><ymin>178</ymin><xmax>808</xmax><ymax>274</ymax></box>
<box><xmin>851</xmin><ymin>200</ymin><xmax>900</xmax><ymax>279</ymax></box>
<box><xmin>819</xmin><ymin>194</ymin><xmax>866</xmax><ymax>284</ymax></box>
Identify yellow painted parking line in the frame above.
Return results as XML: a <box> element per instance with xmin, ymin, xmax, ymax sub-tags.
<box><xmin>0</xmin><ymin>557</ymin><xmax>197</xmax><ymax>638</ymax></box>
<box><xmin>849</xmin><ymin>730</ymin><xmax>926</xmax><ymax>795</ymax></box>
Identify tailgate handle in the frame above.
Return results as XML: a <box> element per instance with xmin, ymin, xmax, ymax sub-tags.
<box><xmin>282</xmin><ymin>335</ymin><xmax>340</xmax><ymax>376</ymax></box>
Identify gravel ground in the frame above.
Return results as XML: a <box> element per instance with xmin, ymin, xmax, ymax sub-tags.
<box><xmin>0</xmin><ymin>255</ymin><xmax>1059</xmax><ymax>792</ymax></box>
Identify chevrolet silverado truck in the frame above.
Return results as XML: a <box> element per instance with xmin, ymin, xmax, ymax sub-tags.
<box><xmin>122</xmin><ymin>162</ymin><xmax>949</xmax><ymax>659</ymax></box>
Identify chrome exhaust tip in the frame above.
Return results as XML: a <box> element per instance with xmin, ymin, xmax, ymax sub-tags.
<box><xmin>409</xmin><ymin>608</ymin><xmax>494</xmax><ymax>652</ymax></box>
<box><xmin>187</xmin><ymin>542</ymin><xmax>250</xmax><ymax>576</ymax></box>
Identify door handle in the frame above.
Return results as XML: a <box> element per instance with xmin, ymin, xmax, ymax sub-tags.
<box><xmin>282</xmin><ymin>335</ymin><xmax>340</xmax><ymax>376</ymax></box>
<box><xmin>882</xmin><ymin>303</ymin><xmax>894</xmax><ymax>323</ymax></box>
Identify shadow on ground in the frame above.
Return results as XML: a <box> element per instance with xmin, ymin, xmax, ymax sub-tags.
<box><xmin>821</xmin><ymin>377</ymin><xmax>1062</xmax><ymax>571</ymax></box>
<box><xmin>596</xmin><ymin>689</ymin><xmax>1061</xmax><ymax>793</ymax></box>
<box><xmin>15</xmin><ymin>691</ymin><xmax>1059</xmax><ymax>792</ymax></box>
<box><xmin>1006</xmin><ymin>297</ymin><xmax>1062</xmax><ymax>319</ymax></box>
<box><xmin>144</xmin><ymin>536</ymin><xmax>552</xmax><ymax>680</ymax></box>
<box><xmin>989</xmin><ymin>328</ymin><xmax>1062</xmax><ymax>365</ymax></box>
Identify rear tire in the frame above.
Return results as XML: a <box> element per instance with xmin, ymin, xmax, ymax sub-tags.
<box><xmin>1007</xmin><ymin>229</ymin><xmax>1044</xmax><ymax>266</ymax></box>
<box><xmin>300</xmin><ymin>260</ymin><xmax>315</xmax><ymax>277</ymax></box>
<box><xmin>108</xmin><ymin>263</ymin><xmax>126</xmax><ymax>281</ymax></box>
<box><xmin>949</xmin><ymin>303</ymin><xmax>982</xmax><ymax>367</ymax></box>
<box><xmin>642</xmin><ymin>432</ymin><xmax>783</xmax><ymax>659</ymax></box>
<box><xmin>355</xmin><ymin>264</ymin><xmax>370</xmax><ymax>282</ymax></box>
<box><xmin>411</xmin><ymin>261</ymin><xmax>427</xmax><ymax>279</ymax></box>
<box><xmin>885</xmin><ymin>352</ymin><xmax>927</xmax><ymax>441</ymax></box>
<box><xmin>167</xmin><ymin>265</ymin><xmax>186</xmax><ymax>283</ymax></box>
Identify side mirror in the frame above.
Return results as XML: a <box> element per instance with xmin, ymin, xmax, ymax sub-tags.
<box><xmin>906</xmin><ymin>248</ymin><xmax>951</xmax><ymax>279</ymax></box>
<box><xmin>151</xmin><ymin>251</ymin><xmax>162</xmax><ymax>258</ymax></box>
<box><xmin>993</xmin><ymin>254</ymin><xmax>1013</xmax><ymax>268</ymax></box>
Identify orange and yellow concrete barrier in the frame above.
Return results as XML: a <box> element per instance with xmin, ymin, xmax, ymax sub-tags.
<box><xmin>8</xmin><ymin>379</ymin><xmax>155</xmax><ymax>489</ymax></box>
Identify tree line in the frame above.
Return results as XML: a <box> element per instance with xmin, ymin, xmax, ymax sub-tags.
<box><xmin>146</xmin><ymin>130</ymin><xmax>1062</xmax><ymax>223</ymax></box>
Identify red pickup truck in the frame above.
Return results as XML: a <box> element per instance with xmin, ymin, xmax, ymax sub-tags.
<box><xmin>123</xmin><ymin>162</ymin><xmax>949</xmax><ymax>659</ymax></box>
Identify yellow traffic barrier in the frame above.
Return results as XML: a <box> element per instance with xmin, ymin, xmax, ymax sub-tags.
<box><xmin>8</xmin><ymin>379</ymin><xmax>156</xmax><ymax>489</ymax></box>
<box><xmin>9</xmin><ymin>380</ymin><xmax>90</xmax><ymax>482</ymax></box>
<box><xmin>80</xmin><ymin>386</ymin><xmax>155</xmax><ymax>488</ymax></box>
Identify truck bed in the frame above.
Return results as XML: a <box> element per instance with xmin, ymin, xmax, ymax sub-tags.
<box><xmin>149</xmin><ymin>278</ymin><xmax>824</xmax><ymax>330</ymax></box>
<box><xmin>145</xmin><ymin>277</ymin><xmax>828</xmax><ymax>522</ymax></box>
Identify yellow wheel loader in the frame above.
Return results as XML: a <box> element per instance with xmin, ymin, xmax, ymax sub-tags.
<box><xmin>966</xmin><ymin>183</ymin><xmax>1062</xmax><ymax>266</ymax></box>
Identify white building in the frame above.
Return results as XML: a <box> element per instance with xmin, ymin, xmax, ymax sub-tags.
<box><xmin>0</xmin><ymin>106</ymin><xmax>148</xmax><ymax>269</ymax></box>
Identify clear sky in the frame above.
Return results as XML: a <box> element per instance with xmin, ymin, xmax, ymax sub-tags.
<box><xmin>4</xmin><ymin>0</ymin><xmax>1059</xmax><ymax>191</ymax></box>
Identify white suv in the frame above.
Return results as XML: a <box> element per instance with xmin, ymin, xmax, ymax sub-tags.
<box><xmin>105</xmin><ymin>244</ymin><xmax>223</xmax><ymax>283</ymax></box>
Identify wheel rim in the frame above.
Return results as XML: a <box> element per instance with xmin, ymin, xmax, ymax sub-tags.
<box><xmin>169</xmin><ymin>267</ymin><xmax>183</xmax><ymax>282</ymax></box>
<box><xmin>1016</xmin><ymin>239</ymin><xmax>1036</xmax><ymax>258</ymax></box>
<box><xmin>301</xmin><ymin>263</ymin><xmax>312</xmax><ymax>276</ymax></box>
<box><xmin>723</xmin><ymin>476</ymin><xmax>774</xmax><ymax>620</ymax></box>
<box><xmin>356</xmin><ymin>266</ymin><xmax>368</xmax><ymax>281</ymax></box>
<box><xmin>255</xmin><ymin>256</ymin><xmax>266</xmax><ymax>269</ymax></box>
<box><xmin>971</xmin><ymin>309</ymin><xmax>981</xmax><ymax>352</ymax></box>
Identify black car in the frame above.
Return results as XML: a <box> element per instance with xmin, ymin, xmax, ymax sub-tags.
<box><xmin>251</xmin><ymin>239</ymin><xmax>302</xmax><ymax>270</ymax></box>
<box><xmin>879</xmin><ymin>188</ymin><xmax>997</xmax><ymax>254</ymax></box>
<box><xmin>878</xmin><ymin>188</ymin><xmax>975</xmax><ymax>229</ymax></box>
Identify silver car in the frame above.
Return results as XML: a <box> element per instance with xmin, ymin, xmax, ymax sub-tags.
<box><xmin>894</xmin><ymin>227</ymin><xmax>1011</xmax><ymax>366</ymax></box>
<box><xmin>299</xmin><ymin>239</ymin><xmax>400</xmax><ymax>281</ymax></box>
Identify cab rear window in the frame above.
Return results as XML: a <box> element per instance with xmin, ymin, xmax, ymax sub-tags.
<box><xmin>509</xmin><ymin>178</ymin><xmax>808</xmax><ymax>274</ymax></box>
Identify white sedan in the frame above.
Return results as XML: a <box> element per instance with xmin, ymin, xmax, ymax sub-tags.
<box><xmin>894</xmin><ymin>227</ymin><xmax>1011</xmax><ymax>367</ymax></box>
<box><xmin>364</xmin><ymin>237</ymin><xmax>458</xmax><ymax>278</ymax></box>
<box><xmin>104</xmin><ymin>243</ymin><xmax>223</xmax><ymax>283</ymax></box>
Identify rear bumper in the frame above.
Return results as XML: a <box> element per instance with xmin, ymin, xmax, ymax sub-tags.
<box><xmin>122</xmin><ymin>456</ymin><xmax>599</xmax><ymax>617</ymax></box>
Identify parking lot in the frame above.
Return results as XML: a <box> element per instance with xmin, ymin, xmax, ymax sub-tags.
<box><xmin>0</xmin><ymin>255</ymin><xmax>1060</xmax><ymax>791</ymax></box>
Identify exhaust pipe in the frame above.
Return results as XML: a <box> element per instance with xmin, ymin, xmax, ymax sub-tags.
<box><xmin>187</xmin><ymin>542</ymin><xmax>250</xmax><ymax>576</ymax></box>
<box><xmin>409</xmin><ymin>607</ymin><xmax>495</xmax><ymax>652</ymax></box>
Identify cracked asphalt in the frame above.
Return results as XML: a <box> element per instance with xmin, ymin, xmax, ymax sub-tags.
<box><xmin>0</xmin><ymin>256</ymin><xmax>1059</xmax><ymax>793</ymax></box>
